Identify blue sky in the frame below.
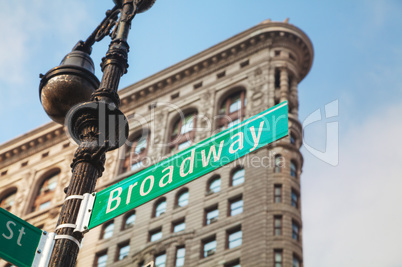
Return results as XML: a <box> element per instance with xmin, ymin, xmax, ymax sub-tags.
<box><xmin>1</xmin><ymin>1</ymin><xmax>402</xmax><ymax>266</ymax></box>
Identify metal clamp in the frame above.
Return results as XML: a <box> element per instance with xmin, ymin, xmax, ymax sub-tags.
<box><xmin>55</xmin><ymin>235</ymin><xmax>81</xmax><ymax>248</ymax></box>
<box><xmin>32</xmin><ymin>232</ymin><xmax>56</xmax><ymax>267</ymax></box>
<box><xmin>55</xmin><ymin>223</ymin><xmax>76</xmax><ymax>231</ymax></box>
<box><xmin>74</xmin><ymin>192</ymin><xmax>96</xmax><ymax>233</ymax></box>
<box><xmin>64</xmin><ymin>195</ymin><xmax>84</xmax><ymax>202</ymax></box>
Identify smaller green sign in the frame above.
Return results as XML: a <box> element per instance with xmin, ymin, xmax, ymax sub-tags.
<box><xmin>0</xmin><ymin>208</ymin><xmax>42</xmax><ymax>267</ymax></box>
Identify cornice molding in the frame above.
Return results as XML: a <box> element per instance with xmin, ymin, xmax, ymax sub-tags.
<box><xmin>0</xmin><ymin>21</ymin><xmax>313</xmax><ymax>166</ymax></box>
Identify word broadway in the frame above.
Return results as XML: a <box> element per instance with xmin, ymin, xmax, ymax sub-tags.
<box><xmin>88</xmin><ymin>102</ymin><xmax>288</xmax><ymax>229</ymax></box>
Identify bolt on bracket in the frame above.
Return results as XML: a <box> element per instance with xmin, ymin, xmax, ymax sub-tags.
<box><xmin>32</xmin><ymin>231</ymin><xmax>56</xmax><ymax>267</ymax></box>
<box><xmin>74</xmin><ymin>192</ymin><xmax>96</xmax><ymax>233</ymax></box>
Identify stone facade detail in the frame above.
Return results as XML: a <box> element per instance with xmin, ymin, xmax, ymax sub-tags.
<box><xmin>0</xmin><ymin>19</ymin><xmax>313</xmax><ymax>267</ymax></box>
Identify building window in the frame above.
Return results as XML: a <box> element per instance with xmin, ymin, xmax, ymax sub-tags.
<box><xmin>154</xmin><ymin>198</ymin><xmax>167</xmax><ymax>217</ymax></box>
<box><xmin>231</xmin><ymin>168</ymin><xmax>245</xmax><ymax>186</ymax></box>
<box><xmin>290</xmin><ymin>133</ymin><xmax>296</xmax><ymax>144</ymax></box>
<box><xmin>218</xmin><ymin>90</ymin><xmax>246</xmax><ymax>130</ymax></box>
<box><xmin>274</xmin><ymin>155</ymin><xmax>283</xmax><ymax>173</ymax></box>
<box><xmin>176</xmin><ymin>189</ymin><xmax>189</xmax><ymax>208</ymax></box>
<box><xmin>229</xmin><ymin>196</ymin><xmax>243</xmax><ymax>216</ymax></box>
<box><xmin>291</xmin><ymin>189</ymin><xmax>299</xmax><ymax>208</ymax></box>
<box><xmin>290</xmin><ymin>160</ymin><xmax>297</xmax><ymax>177</ymax></box>
<box><xmin>274</xmin><ymin>216</ymin><xmax>282</xmax><ymax>236</ymax></box>
<box><xmin>274</xmin><ymin>250</ymin><xmax>283</xmax><ymax>267</ymax></box>
<box><xmin>123</xmin><ymin>211</ymin><xmax>136</xmax><ymax>229</ymax></box>
<box><xmin>275</xmin><ymin>69</ymin><xmax>280</xmax><ymax>89</ymax></box>
<box><xmin>172</xmin><ymin>218</ymin><xmax>185</xmax><ymax>233</ymax></box>
<box><xmin>293</xmin><ymin>254</ymin><xmax>301</xmax><ymax>267</ymax></box>
<box><xmin>170</xmin><ymin>112</ymin><xmax>197</xmax><ymax>153</ymax></box>
<box><xmin>175</xmin><ymin>247</ymin><xmax>185</xmax><ymax>267</ymax></box>
<box><xmin>207</xmin><ymin>176</ymin><xmax>221</xmax><ymax>194</ymax></box>
<box><xmin>32</xmin><ymin>170</ymin><xmax>59</xmax><ymax>212</ymax></box>
<box><xmin>122</xmin><ymin>132</ymin><xmax>149</xmax><ymax>173</ymax></box>
<box><xmin>149</xmin><ymin>228</ymin><xmax>163</xmax><ymax>242</ymax></box>
<box><xmin>117</xmin><ymin>243</ymin><xmax>130</xmax><ymax>261</ymax></box>
<box><xmin>0</xmin><ymin>189</ymin><xmax>17</xmax><ymax>212</ymax></box>
<box><xmin>202</xmin><ymin>236</ymin><xmax>216</xmax><ymax>258</ymax></box>
<box><xmin>225</xmin><ymin>259</ymin><xmax>241</xmax><ymax>267</ymax></box>
<box><xmin>100</xmin><ymin>221</ymin><xmax>114</xmax><ymax>240</ymax></box>
<box><xmin>292</xmin><ymin>221</ymin><xmax>300</xmax><ymax>241</ymax></box>
<box><xmin>205</xmin><ymin>205</ymin><xmax>219</xmax><ymax>225</ymax></box>
<box><xmin>227</xmin><ymin>227</ymin><xmax>242</xmax><ymax>249</ymax></box>
<box><xmin>274</xmin><ymin>184</ymin><xmax>282</xmax><ymax>203</ymax></box>
<box><xmin>155</xmin><ymin>252</ymin><xmax>167</xmax><ymax>267</ymax></box>
<box><xmin>95</xmin><ymin>251</ymin><xmax>108</xmax><ymax>267</ymax></box>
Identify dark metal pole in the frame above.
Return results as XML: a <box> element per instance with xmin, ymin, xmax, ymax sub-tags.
<box><xmin>48</xmin><ymin>1</ymin><xmax>143</xmax><ymax>266</ymax></box>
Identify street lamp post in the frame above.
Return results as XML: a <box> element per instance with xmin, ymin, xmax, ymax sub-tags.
<box><xmin>39</xmin><ymin>0</ymin><xmax>155</xmax><ymax>266</ymax></box>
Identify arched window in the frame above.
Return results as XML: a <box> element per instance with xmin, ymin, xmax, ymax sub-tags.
<box><xmin>274</xmin><ymin>155</ymin><xmax>283</xmax><ymax>173</ymax></box>
<box><xmin>170</xmin><ymin>112</ymin><xmax>197</xmax><ymax>153</ymax></box>
<box><xmin>207</xmin><ymin>176</ymin><xmax>221</xmax><ymax>194</ymax></box>
<box><xmin>122</xmin><ymin>131</ymin><xmax>149</xmax><ymax>173</ymax></box>
<box><xmin>0</xmin><ymin>189</ymin><xmax>17</xmax><ymax>212</ymax></box>
<box><xmin>123</xmin><ymin>211</ymin><xmax>136</xmax><ymax>230</ymax></box>
<box><xmin>32</xmin><ymin>170</ymin><xmax>60</xmax><ymax>212</ymax></box>
<box><xmin>290</xmin><ymin>132</ymin><xmax>296</xmax><ymax>145</ymax></box>
<box><xmin>176</xmin><ymin>189</ymin><xmax>189</xmax><ymax>208</ymax></box>
<box><xmin>218</xmin><ymin>90</ymin><xmax>246</xmax><ymax>130</ymax></box>
<box><xmin>154</xmin><ymin>198</ymin><xmax>167</xmax><ymax>217</ymax></box>
<box><xmin>231</xmin><ymin>168</ymin><xmax>245</xmax><ymax>186</ymax></box>
<box><xmin>101</xmin><ymin>221</ymin><xmax>114</xmax><ymax>239</ymax></box>
<box><xmin>290</xmin><ymin>160</ymin><xmax>297</xmax><ymax>177</ymax></box>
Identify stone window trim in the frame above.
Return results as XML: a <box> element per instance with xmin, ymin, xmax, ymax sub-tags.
<box><xmin>290</xmin><ymin>159</ymin><xmax>298</xmax><ymax>178</ymax></box>
<box><xmin>230</xmin><ymin>167</ymin><xmax>245</xmax><ymax>187</ymax></box>
<box><xmin>226</xmin><ymin>225</ymin><xmax>242</xmax><ymax>249</ymax></box>
<box><xmin>217</xmin><ymin>89</ymin><xmax>247</xmax><ymax>130</ymax></box>
<box><xmin>100</xmin><ymin>220</ymin><xmax>114</xmax><ymax>240</ymax></box>
<box><xmin>228</xmin><ymin>195</ymin><xmax>243</xmax><ymax>217</ymax></box>
<box><xmin>122</xmin><ymin>130</ymin><xmax>150</xmax><ymax>173</ymax></box>
<box><xmin>292</xmin><ymin>219</ymin><xmax>301</xmax><ymax>242</ymax></box>
<box><xmin>291</xmin><ymin>188</ymin><xmax>300</xmax><ymax>209</ymax></box>
<box><xmin>175</xmin><ymin>246</ymin><xmax>186</xmax><ymax>267</ymax></box>
<box><xmin>204</xmin><ymin>204</ymin><xmax>219</xmax><ymax>226</ymax></box>
<box><xmin>206</xmin><ymin>175</ymin><xmax>221</xmax><ymax>195</ymax></box>
<box><xmin>274</xmin><ymin>155</ymin><xmax>284</xmax><ymax>173</ymax></box>
<box><xmin>175</xmin><ymin>188</ymin><xmax>189</xmax><ymax>208</ymax></box>
<box><xmin>149</xmin><ymin>227</ymin><xmax>163</xmax><ymax>242</ymax></box>
<box><xmin>0</xmin><ymin>187</ymin><xmax>18</xmax><ymax>212</ymax></box>
<box><xmin>169</xmin><ymin>111</ymin><xmax>198</xmax><ymax>153</ymax></box>
<box><xmin>201</xmin><ymin>235</ymin><xmax>217</xmax><ymax>258</ymax></box>
<box><xmin>274</xmin><ymin>184</ymin><xmax>282</xmax><ymax>203</ymax></box>
<box><xmin>94</xmin><ymin>249</ymin><xmax>108</xmax><ymax>267</ymax></box>
<box><xmin>122</xmin><ymin>210</ymin><xmax>136</xmax><ymax>230</ymax></box>
<box><xmin>274</xmin><ymin>215</ymin><xmax>282</xmax><ymax>236</ymax></box>
<box><xmin>171</xmin><ymin>217</ymin><xmax>186</xmax><ymax>233</ymax></box>
<box><xmin>293</xmin><ymin>253</ymin><xmax>302</xmax><ymax>267</ymax></box>
<box><xmin>115</xmin><ymin>241</ymin><xmax>130</xmax><ymax>262</ymax></box>
<box><xmin>274</xmin><ymin>249</ymin><xmax>283</xmax><ymax>267</ymax></box>
<box><xmin>152</xmin><ymin>197</ymin><xmax>167</xmax><ymax>218</ymax></box>
<box><xmin>31</xmin><ymin>168</ymin><xmax>60</xmax><ymax>213</ymax></box>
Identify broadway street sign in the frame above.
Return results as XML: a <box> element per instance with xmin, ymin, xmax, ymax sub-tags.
<box><xmin>0</xmin><ymin>208</ymin><xmax>42</xmax><ymax>267</ymax></box>
<box><xmin>88</xmin><ymin>101</ymin><xmax>288</xmax><ymax>229</ymax></box>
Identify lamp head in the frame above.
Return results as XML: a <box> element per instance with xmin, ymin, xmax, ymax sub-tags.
<box><xmin>39</xmin><ymin>49</ymin><xmax>100</xmax><ymax>124</ymax></box>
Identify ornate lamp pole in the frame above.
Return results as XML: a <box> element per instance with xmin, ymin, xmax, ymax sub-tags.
<box><xmin>39</xmin><ymin>0</ymin><xmax>155</xmax><ymax>266</ymax></box>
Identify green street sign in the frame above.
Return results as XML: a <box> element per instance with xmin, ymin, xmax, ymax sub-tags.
<box><xmin>88</xmin><ymin>101</ymin><xmax>288</xmax><ymax>229</ymax></box>
<box><xmin>0</xmin><ymin>208</ymin><xmax>42</xmax><ymax>267</ymax></box>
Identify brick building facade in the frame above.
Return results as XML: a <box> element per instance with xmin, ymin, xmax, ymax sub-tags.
<box><xmin>0</xmin><ymin>19</ymin><xmax>313</xmax><ymax>267</ymax></box>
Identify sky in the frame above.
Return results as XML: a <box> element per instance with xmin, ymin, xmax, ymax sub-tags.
<box><xmin>1</xmin><ymin>0</ymin><xmax>402</xmax><ymax>266</ymax></box>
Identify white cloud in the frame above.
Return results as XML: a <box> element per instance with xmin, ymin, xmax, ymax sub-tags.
<box><xmin>302</xmin><ymin>100</ymin><xmax>402</xmax><ymax>266</ymax></box>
